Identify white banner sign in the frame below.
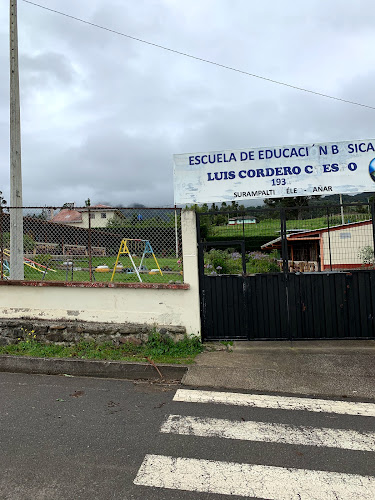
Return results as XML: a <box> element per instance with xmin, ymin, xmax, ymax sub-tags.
<box><xmin>173</xmin><ymin>139</ymin><xmax>375</xmax><ymax>204</ymax></box>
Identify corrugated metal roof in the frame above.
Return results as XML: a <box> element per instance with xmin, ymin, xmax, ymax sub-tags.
<box><xmin>51</xmin><ymin>209</ymin><xmax>82</xmax><ymax>224</ymax></box>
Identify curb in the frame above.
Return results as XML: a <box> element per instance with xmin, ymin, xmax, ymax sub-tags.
<box><xmin>0</xmin><ymin>355</ymin><xmax>188</xmax><ymax>381</ymax></box>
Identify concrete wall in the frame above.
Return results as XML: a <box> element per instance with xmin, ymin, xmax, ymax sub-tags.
<box><xmin>0</xmin><ymin>210</ymin><xmax>201</xmax><ymax>337</ymax></box>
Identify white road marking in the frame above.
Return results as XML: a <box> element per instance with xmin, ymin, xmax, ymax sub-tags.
<box><xmin>174</xmin><ymin>389</ymin><xmax>375</xmax><ymax>417</ymax></box>
<box><xmin>161</xmin><ymin>414</ymin><xmax>375</xmax><ymax>451</ymax></box>
<box><xmin>134</xmin><ymin>454</ymin><xmax>375</xmax><ymax>499</ymax></box>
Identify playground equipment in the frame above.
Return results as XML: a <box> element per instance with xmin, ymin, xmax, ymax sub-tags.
<box><xmin>1</xmin><ymin>249</ymin><xmax>56</xmax><ymax>278</ymax></box>
<box><xmin>0</xmin><ymin>258</ymin><xmax>10</xmax><ymax>279</ymax></box>
<box><xmin>110</xmin><ymin>239</ymin><xmax>163</xmax><ymax>282</ymax></box>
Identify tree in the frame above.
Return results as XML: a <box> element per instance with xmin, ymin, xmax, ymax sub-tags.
<box><xmin>0</xmin><ymin>191</ymin><xmax>6</xmax><ymax>208</ymax></box>
<box><xmin>264</xmin><ymin>196</ymin><xmax>321</xmax><ymax>219</ymax></box>
<box><xmin>27</xmin><ymin>209</ymin><xmax>48</xmax><ymax>220</ymax></box>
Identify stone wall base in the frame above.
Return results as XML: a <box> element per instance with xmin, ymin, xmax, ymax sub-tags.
<box><xmin>0</xmin><ymin>318</ymin><xmax>186</xmax><ymax>346</ymax></box>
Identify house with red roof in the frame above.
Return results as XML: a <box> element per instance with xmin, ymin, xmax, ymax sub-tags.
<box><xmin>262</xmin><ymin>219</ymin><xmax>374</xmax><ymax>271</ymax></box>
<box><xmin>51</xmin><ymin>204</ymin><xmax>124</xmax><ymax>228</ymax></box>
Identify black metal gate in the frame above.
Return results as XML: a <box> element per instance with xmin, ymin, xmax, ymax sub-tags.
<box><xmin>197</xmin><ymin>205</ymin><xmax>375</xmax><ymax>341</ymax></box>
<box><xmin>199</xmin><ymin>270</ymin><xmax>375</xmax><ymax>340</ymax></box>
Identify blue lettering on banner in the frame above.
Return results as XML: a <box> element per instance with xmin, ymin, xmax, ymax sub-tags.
<box><xmin>348</xmin><ymin>142</ymin><xmax>375</xmax><ymax>153</ymax></box>
<box><xmin>191</xmin><ymin>143</ymin><xmax>374</xmax><ymax>169</ymax></box>
<box><xmin>205</xmin><ymin>158</ymin><xmax>364</xmax><ymax>182</ymax></box>
<box><xmin>193</xmin><ymin>152</ymin><xmax>238</xmax><ymax>164</ymax></box>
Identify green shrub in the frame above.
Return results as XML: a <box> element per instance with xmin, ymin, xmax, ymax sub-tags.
<box><xmin>246</xmin><ymin>250</ymin><xmax>280</xmax><ymax>273</ymax></box>
<box><xmin>0</xmin><ymin>232</ymin><xmax>35</xmax><ymax>252</ymax></box>
<box><xmin>204</xmin><ymin>248</ymin><xmax>243</xmax><ymax>274</ymax></box>
<box><xmin>358</xmin><ymin>246</ymin><xmax>374</xmax><ymax>265</ymax></box>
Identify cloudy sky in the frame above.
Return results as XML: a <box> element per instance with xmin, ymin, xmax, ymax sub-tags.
<box><xmin>1</xmin><ymin>0</ymin><xmax>375</xmax><ymax>207</ymax></box>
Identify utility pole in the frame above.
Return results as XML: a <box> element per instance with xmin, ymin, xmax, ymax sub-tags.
<box><xmin>9</xmin><ymin>0</ymin><xmax>24</xmax><ymax>279</ymax></box>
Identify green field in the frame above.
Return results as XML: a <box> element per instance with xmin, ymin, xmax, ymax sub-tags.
<box><xmin>20</xmin><ymin>255</ymin><xmax>183</xmax><ymax>284</ymax></box>
<box><xmin>208</xmin><ymin>214</ymin><xmax>369</xmax><ymax>239</ymax></box>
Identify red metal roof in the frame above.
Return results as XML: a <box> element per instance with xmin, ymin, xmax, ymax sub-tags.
<box><xmin>288</xmin><ymin>219</ymin><xmax>372</xmax><ymax>239</ymax></box>
<box><xmin>51</xmin><ymin>209</ymin><xmax>82</xmax><ymax>224</ymax></box>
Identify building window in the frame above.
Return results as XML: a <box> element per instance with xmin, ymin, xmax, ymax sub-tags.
<box><xmin>101</xmin><ymin>213</ymin><xmax>107</xmax><ymax>219</ymax></box>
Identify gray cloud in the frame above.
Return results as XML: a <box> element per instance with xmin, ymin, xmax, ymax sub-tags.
<box><xmin>0</xmin><ymin>0</ymin><xmax>375</xmax><ymax>208</ymax></box>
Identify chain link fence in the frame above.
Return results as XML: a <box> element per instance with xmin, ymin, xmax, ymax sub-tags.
<box><xmin>0</xmin><ymin>206</ymin><xmax>183</xmax><ymax>283</ymax></box>
<box><xmin>197</xmin><ymin>202</ymin><xmax>375</xmax><ymax>275</ymax></box>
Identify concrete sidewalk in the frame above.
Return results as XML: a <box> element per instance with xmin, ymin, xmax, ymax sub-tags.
<box><xmin>182</xmin><ymin>340</ymin><xmax>375</xmax><ymax>400</ymax></box>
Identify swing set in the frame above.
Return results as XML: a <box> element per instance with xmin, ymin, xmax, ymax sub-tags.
<box><xmin>1</xmin><ymin>248</ymin><xmax>56</xmax><ymax>279</ymax></box>
<box><xmin>110</xmin><ymin>239</ymin><xmax>163</xmax><ymax>282</ymax></box>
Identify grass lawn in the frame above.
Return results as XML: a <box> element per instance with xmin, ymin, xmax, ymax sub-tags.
<box><xmin>0</xmin><ymin>333</ymin><xmax>204</xmax><ymax>365</ymax></box>
<box><xmin>22</xmin><ymin>256</ymin><xmax>183</xmax><ymax>284</ymax></box>
<box><xmin>208</xmin><ymin>214</ymin><xmax>369</xmax><ymax>239</ymax></box>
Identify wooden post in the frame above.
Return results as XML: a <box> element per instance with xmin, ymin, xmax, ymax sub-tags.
<box><xmin>9</xmin><ymin>0</ymin><xmax>24</xmax><ymax>279</ymax></box>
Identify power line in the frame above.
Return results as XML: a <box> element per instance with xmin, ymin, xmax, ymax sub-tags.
<box><xmin>23</xmin><ymin>0</ymin><xmax>375</xmax><ymax>111</ymax></box>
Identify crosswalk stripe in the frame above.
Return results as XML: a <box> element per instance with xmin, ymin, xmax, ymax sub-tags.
<box><xmin>134</xmin><ymin>454</ymin><xmax>375</xmax><ymax>499</ymax></box>
<box><xmin>161</xmin><ymin>414</ymin><xmax>375</xmax><ymax>451</ymax></box>
<box><xmin>174</xmin><ymin>389</ymin><xmax>375</xmax><ymax>417</ymax></box>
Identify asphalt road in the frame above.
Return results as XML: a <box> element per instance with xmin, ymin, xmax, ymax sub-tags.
<box><xmin>0</xmin><ymin>372</ymin><xmax>374</xmax><ymax>499</ymax></box>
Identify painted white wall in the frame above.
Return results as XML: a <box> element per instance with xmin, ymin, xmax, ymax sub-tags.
<box><xmin>322</xmin><ymin>223</ymin><xmax>373</xmax><ymax>266</ymax></box>
<box><xmin>0</xmin><ymin>210</ymin><xmax>201</xmax><ymax>337</ymax></box>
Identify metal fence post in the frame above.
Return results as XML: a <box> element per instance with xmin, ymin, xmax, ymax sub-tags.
<box><xmin>0</xmin><ymin>206</ymin><xmax>3</xmax><ymax>280</ymax></box>
<box><xmin>280</xmin><ymin>208</ymin><xmax>291</xmax><ymax>340</ymax></box>
<box><xmin>174</xmin><ymin>205</ymin><xmax>179</xmax><ymax>258</ymax></box>
<box><xmin>371</xmin><ymin>202</ymin><xmax>375</xmax><ymax>263</ymax></box>
<box><xmin>241</xmin><ymin>241</ymin><xmax>246</xmax><ymax>275</ymax></box>
<box><xmin>196</xmin><ymin>211</ymin><xmax>204</xmax><ymax>277</ymax></box>
<box><xmin>88</xmin><ymin>207</ymin><xmax>93</xmax><ymax>282</ymax></box>
<box><xmin>327</xmin><ymin>207</ymin><xmax>332</xmax><ymax>271</ymax></box>
<box><xmin>280</xmin><ymin>208</ymin><xmax>288</xmax><ymax>274</ymax></box>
